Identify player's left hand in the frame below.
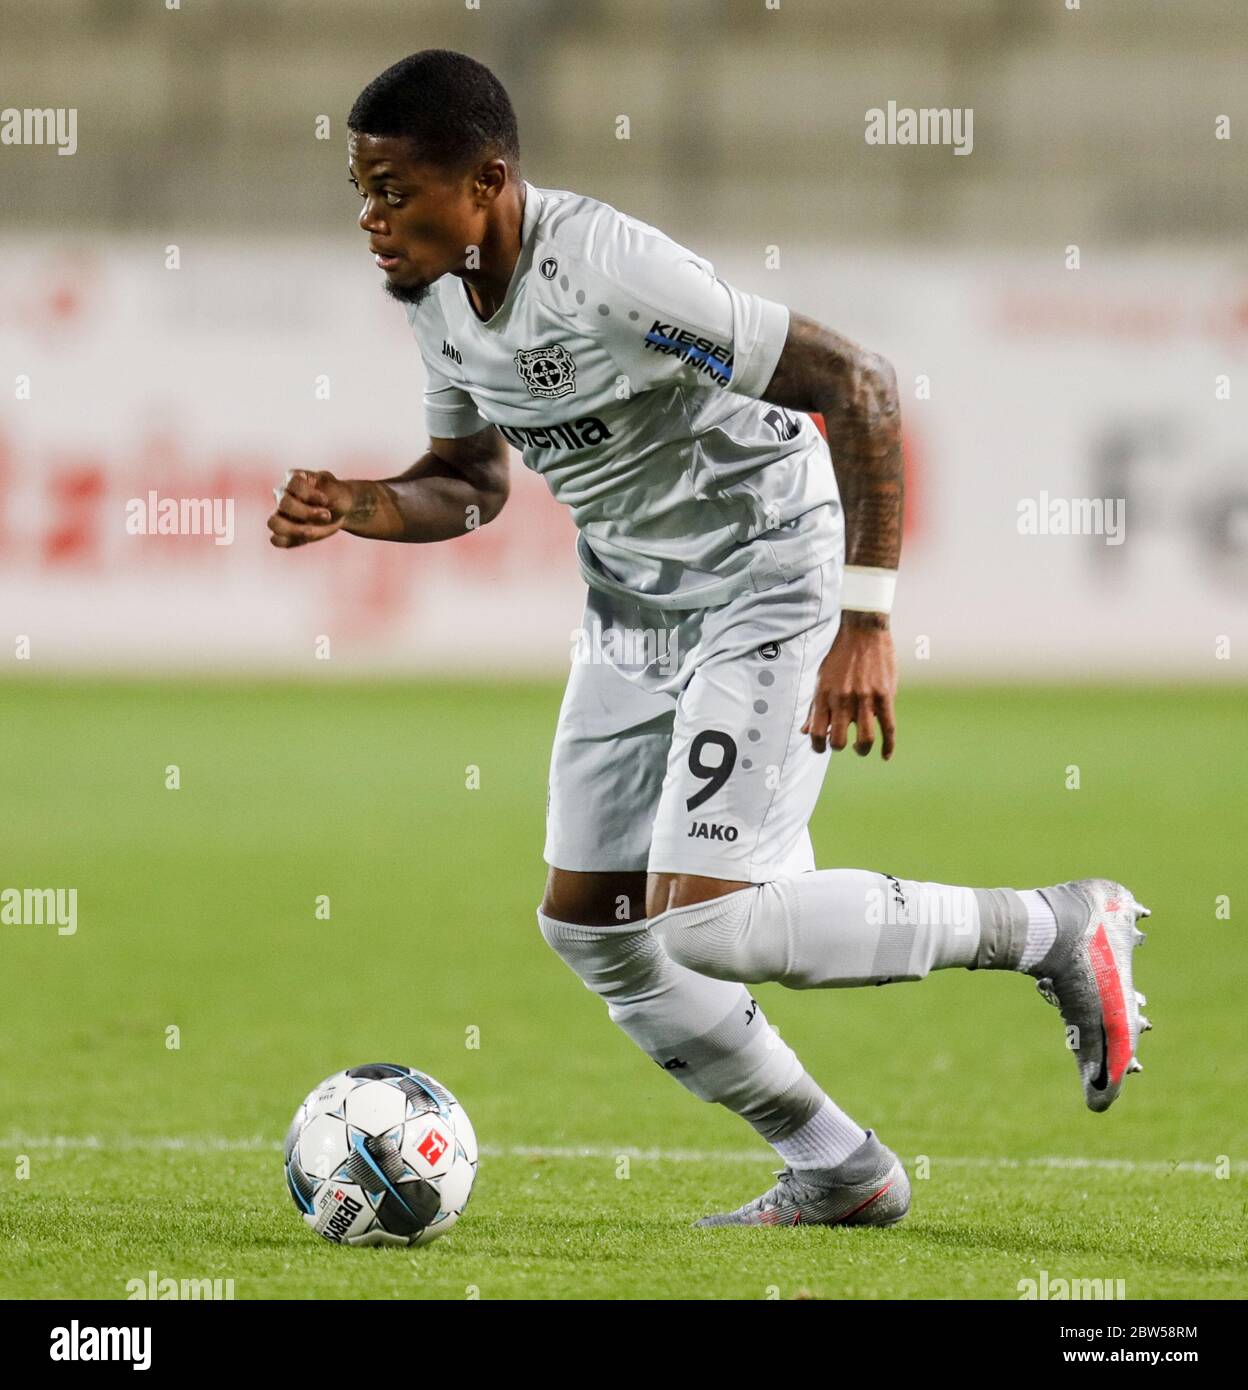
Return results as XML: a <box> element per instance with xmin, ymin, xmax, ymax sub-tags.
<box><xmin>802</xmin><ymin>614</ymin><xmax>897</xmax><ymax>758</ymax></box>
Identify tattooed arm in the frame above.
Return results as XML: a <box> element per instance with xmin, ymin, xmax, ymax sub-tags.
<box><xmin>760</xmin><ymin>312</ymin><xmax>903</xmax><ymax>758</ymax></box>
<box><xmin>267</xmin><ymin>427</ymin><xmax>510</xmax><ymax>547</ymax></box>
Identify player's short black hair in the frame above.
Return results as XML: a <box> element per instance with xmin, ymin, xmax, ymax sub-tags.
<box><xmin>348</xmin><ymin>50</ymin><xmax>520</xmax><ymax>172</ymax></box>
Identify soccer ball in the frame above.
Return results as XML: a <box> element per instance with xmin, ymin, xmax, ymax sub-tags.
<box><xmin>284</xmin><ymin>1062</ymin><xmax>478</xmax><ymax>1246</ymax></box>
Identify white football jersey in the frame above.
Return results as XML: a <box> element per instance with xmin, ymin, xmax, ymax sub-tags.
<box><xmin>407</xmin><ymin>180</ymin><xmax>843</xmax><ymax>610</ymax></box>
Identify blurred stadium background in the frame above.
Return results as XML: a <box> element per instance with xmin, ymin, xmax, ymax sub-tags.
<box><xmin>2</xmin><ymin>0</ymin><xmax>1244</xmax><ymax>677</ymax></box>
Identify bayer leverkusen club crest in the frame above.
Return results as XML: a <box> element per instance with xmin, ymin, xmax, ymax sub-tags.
<box><xmin>514</xmin><ymin>344</ymin><xmax>577</xmax><ymax>399</ymax></box>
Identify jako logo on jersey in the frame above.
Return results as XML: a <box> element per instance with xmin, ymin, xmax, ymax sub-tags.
<box><xmin>321</xmin><ymin>1192</ymin><xmax>364</xmax><ymax>1242</ymax></box>
<box><xmin>539</xmin><ymin>257</ymin><xmax>558</xmax><ymax>279</ymax></box>
<box><xmin>497</xmin><ymin>416</ymin><xmax>612</xmax><ymax>451</ymax></box>
<box><xmin>643</xmin><ymin>320</ymin><xmax>734</xmax><ymax>386</ymax></box>
<box><xmin>514</xmin><ymin>344</ymin><xmax>577</xmax><ymax>398</ymax></box>
<box><xmin>442</xmin><ymin>340</ymin><xmax>462</xmax><ymax>365</ymax></box>
<box><xmin>687</xmin><ymin>821</ymin><xmax>739</xmax><ymax>841</ymax></box>
<box><xmin>884</xmin><ymin>873</ymin><xmax>907</xmax><ymax>914</ymax></box>
<box><xmin>757</xmin><ymin>641</ymin><xmax>781</xmax><ymax>660</ymax></box>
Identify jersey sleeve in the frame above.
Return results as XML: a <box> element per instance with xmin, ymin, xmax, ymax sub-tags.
<box><xmin>582</xmin><ymin>219</ymin><xmax>790</xmax><ymax>399</ymax></box>
<box><xmin>419</xmin><ymin>351</ymin><xmax>491</xmax><ymax>438</ymax></box>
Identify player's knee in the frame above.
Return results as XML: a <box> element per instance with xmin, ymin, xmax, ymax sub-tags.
<box><xmin>539</xmin><ymin>868</ymin><xmax>647</xmax><ymax>927</ymax></box>
<box><xmin>645</xmin><ymin>872</ymin><xmax>753</xmax><ymax>920</ymax></box>
<box><xmin>648</xmin><ymin>882</ymin><xmax>786</xmax><ymax>983</ymax></box>
<box><xmin>537</xmin><ymin>895</ymin><xmax>667</xmax><ymax>1004</ymax></box>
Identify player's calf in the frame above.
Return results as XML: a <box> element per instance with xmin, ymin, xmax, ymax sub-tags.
<box><xmin>537</xmin><ymin>868</ymin><xmax>824</xmax><ymax>1144</ymax></box>
<box><xmin>538</xmin><ymin>866</ymin><xmax>875</xmax><ymax>1184</ymax></box>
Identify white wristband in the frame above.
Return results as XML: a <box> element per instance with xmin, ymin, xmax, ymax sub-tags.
<box><xmin>841</xmin><ymin>565</ymin><xmax>897</xmax><ymax>614</ymax></box>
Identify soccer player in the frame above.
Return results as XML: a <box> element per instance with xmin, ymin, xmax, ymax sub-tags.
<box><xmin>269</xmin><ymin>50</ymin><xmax>1151</xmax><ymax>1228</ymax></box>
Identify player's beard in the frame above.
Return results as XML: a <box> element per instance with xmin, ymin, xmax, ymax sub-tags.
<box><xmin>383</xmin><ymin>275</ymin><xmax>433</xmax><ymax>307</ymax></box>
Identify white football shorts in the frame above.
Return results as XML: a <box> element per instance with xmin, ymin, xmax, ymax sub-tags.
<box><xmin>543</xmin><ymin>557</ymin><xmax>843</xmax><ymax>882</ymax></box>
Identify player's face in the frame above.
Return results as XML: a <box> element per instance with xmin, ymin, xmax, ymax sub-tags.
<box><xmin>347</xmin><ymin>132</ymin><xmax>495</xmax><ymax>306</ymax></box>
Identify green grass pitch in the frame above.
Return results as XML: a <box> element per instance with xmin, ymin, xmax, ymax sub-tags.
<box><xmin>1</xmin><ymin>678</ymin><xmax>1244</xmax><ymax>1300</ymax></box>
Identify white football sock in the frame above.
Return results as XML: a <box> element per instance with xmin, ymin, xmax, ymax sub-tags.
<box><xmin>770</xmin><ymin>1096</ymin><xmax>868</xmax><ymax>1169</ymax></box>
<box><xmin>537</xmin><ymin>909</ymin><xmax>865</xmax><ymax>1164</ymax></box>
<box><xmin>648</xmin><ymin>870</ymin><xmax>983</xmax><ymax>990</ymax></box>
<box><xmin>1017</xmin><ymin>888</ymin><xmax>1059</xmax><ymax>970</ymax></box>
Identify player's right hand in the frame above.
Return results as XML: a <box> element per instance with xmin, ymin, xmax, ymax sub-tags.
<box><xmin>267</xmin><ymin>469</ymin><xmax>354</xmax><ymax>548</ymax></box>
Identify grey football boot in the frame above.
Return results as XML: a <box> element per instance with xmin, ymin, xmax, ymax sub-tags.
<box><xmin>692</xmin><ymin>1129</ymin><xmax>910</xmax><ymax>1229</ymax></box>
<box><xmin>1029</xmin><ymin>878</ymin><xmax>1152</xmax><ymax>1113</ymax></box>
